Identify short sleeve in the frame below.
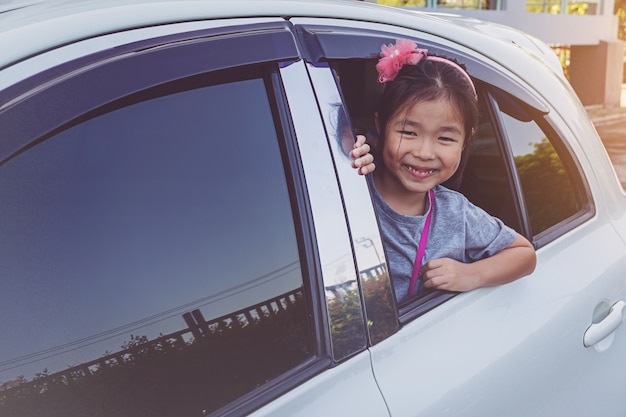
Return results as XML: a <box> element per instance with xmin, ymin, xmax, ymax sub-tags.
<box><xmin>462</xmin><ymin>198</ymin><xmax>517</xmax><ymax>261</ymax></box>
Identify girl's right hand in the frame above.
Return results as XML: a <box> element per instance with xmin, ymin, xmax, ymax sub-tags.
<box><xmin>350</xmin><ymin>134</ymin><xmax>375</xmax><ymax>175</ymax></box>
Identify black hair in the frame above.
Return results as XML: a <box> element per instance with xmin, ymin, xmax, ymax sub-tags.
<box><xmin>375</xmin><ymin>54</ymin><xmax>479</xmax><ymax>190</ymax></box>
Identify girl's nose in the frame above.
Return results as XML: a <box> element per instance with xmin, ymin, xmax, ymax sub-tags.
<box><xmin>411</xmin><ymin>138</ymin><xmax>436</xmax><ymax>160</ymax></box>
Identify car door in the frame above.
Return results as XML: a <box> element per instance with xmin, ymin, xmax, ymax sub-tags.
<box><xmin>367</xmin><ymin>84</ymin><xmax>626</xmax><ymax>417</ymax></box>
<box><xmin>0</xmin><ymin>19</ymin><xmax>389</xmax><ymax>417</ymax></box>
<box><xmin>293</xmin><ymin>18</ymin><xmax>626</xmax><ymax>417</ymax></box>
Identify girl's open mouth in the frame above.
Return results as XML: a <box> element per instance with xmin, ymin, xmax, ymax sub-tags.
<box><xmin>405</xmin><ymin>164</ymin><xmax>436</xmax><ymax>179</ymax></box>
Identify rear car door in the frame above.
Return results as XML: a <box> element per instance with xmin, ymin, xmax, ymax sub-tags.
<box><xmin>0</xmin><ymin>19</ymin><xmax>389</xmax><ymax>417</ymax></box>
<box><xmin>294</xmin><ymin>17</ymin><xmax>626</xmax><ymax>417</ymax></box>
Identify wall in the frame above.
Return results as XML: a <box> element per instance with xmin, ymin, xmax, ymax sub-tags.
<box><xmin>570</xmin><ymin>39</ymin><xmax>624</xmax><ymax>106</ymax></box>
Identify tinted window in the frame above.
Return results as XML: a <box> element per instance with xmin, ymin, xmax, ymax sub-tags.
<box><xmin>0</xmin><ymin>75</ymin><xmax>312</xmax><ymax>416</ymax></box>
<box><xmin>496</xmin><ymin>95</ymin><xmax>582</xmax><ymax>236</ymax></box>
<box><xmin>459</xmin><ymin>93</ymin><xmax>521</xmax><ymax>233</ymax></box>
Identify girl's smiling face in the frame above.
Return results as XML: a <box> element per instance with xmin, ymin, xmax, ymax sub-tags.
<box><xmin>375</xmin><ymin>96</ymin><xmax>465</xmax><ymax>212</ymax></box>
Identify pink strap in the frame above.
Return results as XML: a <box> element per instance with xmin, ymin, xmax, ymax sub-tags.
<box><xmin>408</xmin><ymin>189</ymin><xmax>434</xmax><ymax>297</ymax></box>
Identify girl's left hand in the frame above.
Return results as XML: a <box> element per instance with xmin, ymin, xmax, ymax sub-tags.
<box><xmin>421</xmin><ymin>258</ymin><xmax>480</xmax><ymax>292</ymax></box>
<box><xmin>350</xmin><ymin>135</ymin><xmax>375</xmax><ymax>175</ymax></box>
<box><xmin>422</xmin><ymin>234</ymin><xmax>536</xmax><ymax>292</ymax></box>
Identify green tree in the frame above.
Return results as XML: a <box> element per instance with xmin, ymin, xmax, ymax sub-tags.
<box><xmin>615</xmin><ymin>0</ymin><xmax>626</xmax><ymax>40</ymax></box>
<box><xmin>515</xmin><ymin>138</ymin><xmax>578</xmax><ymax>234</ymax></box>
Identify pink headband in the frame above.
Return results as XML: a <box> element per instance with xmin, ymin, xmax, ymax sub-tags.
<box><xmin>376</xmin><ymin>39</ymin><xmax>477</xmax><ymax>97</ymax></box>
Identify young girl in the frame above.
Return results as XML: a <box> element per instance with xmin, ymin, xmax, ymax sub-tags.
<box><xmin>350</xmin><ymin>39</ymin><xmax>536</xmax><ymax>303</ymax></box>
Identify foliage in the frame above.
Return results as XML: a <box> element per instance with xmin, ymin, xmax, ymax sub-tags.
<box><xmin>515</xmin><ymin>138</ymin><xmax>578</xmax><ymax>234</ymax></box>
<box><xmin>0</xmin><ymin>293</ymin><xmax>310</xmax><ymax>417</ymax></box>
<box><xmin>615</xmin><ymin>0</ymin><xmax>626</xmax><ymax>40</ymax></box>
<box><xmin>361</xmin><ymin>271</ymin><xmax>397</xmax><ymax>344</ymax></box>
<box><xmin>527</xmin><ymin>1</ymin><xmax>592</xmax><ymax>14</ymax></box>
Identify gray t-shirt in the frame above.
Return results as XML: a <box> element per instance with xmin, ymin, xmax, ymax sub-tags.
<box><xmin>369</xmin><ymin>178</ymin><xmax>517</xmax><ymax>303</ymax></box>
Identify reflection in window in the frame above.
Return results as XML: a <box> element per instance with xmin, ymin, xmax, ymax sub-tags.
<box><xmin>526</xmin><ymin>0</ymin><xmax>599</xmax><ymax>14</ymax></box>
<box><xmin>0</xmin><ymin>76</ymin><xmax>312</xmax><ymax>416</ymax></box>
<box><xmin>498</xmin><ymin>102</ymin><xmax>580</xmax><ymax>235</ymax></box>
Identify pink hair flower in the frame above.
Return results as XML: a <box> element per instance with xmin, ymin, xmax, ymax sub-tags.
<box><xmin>376</xmin><ymin>39</ymin><xmax>428</xmax><ymax>83</ymax></box>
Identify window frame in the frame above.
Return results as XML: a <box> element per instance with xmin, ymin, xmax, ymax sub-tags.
<box><xmin>486</xmin><ymin>87</ymin><xmax>595</xmax><ymax>248</ymax></box>
<box><xmin>0</xmin><ymin>21</ymin><xmax>300</xmax><ymax>163</ymax></box>
<box><xmin>292</xmin><ymin>19</ymin><xmax>594</xmax><ymax>321</ymax></box>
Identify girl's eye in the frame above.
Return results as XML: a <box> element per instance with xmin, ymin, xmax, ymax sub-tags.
<box><xmin>398</xmin><ymin>130</ymin><xmax>417</xmax><ymax>137</ymax></box>
<box><xmin>439</xmin><ymin>136</ymin><xmax>458</xmax><ymax>143</ymax></box>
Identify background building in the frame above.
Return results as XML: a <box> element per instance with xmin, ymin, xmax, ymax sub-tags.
<box><xmin>363</xmin><ymin>0</ymin><xmax>624</xmax><ymax>107</ymax></box>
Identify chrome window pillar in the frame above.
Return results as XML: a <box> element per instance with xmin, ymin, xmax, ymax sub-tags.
<box><xmin>304</xmin><ymin>62</ymin><xmax>399</xmax><ymax>345</ymax></box>
<box><xmin>280</xmin><ymin>60</ymin><xmax>367</xmax><ymax>361</ymax></box>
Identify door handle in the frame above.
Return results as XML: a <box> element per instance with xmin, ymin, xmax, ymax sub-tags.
<box><xmin>584</xmin><ymin>300</ymin><xmax>625</xmax><ymax>348</ymax></box>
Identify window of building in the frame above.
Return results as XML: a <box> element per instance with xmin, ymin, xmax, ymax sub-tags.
<box><xmin>375</xmin><ymin>0</ymin><xmax>499</xmax><ymax>9</ymax></box>
<box><xmin>526</xmin><ymin>0</ymin><xmax>599</xmax><ymax>15</ymax></box>
<box><xmin>435</xmin><ymin>0</ymin><xmax>498</xmax><ymax>9</ymax></box>
<box><xmin>0</xmin><ymin>73</ymin><xmax>313</xmax><ymax>416</ymax></box>
<box><xmin>376</xmin><ymin>0</ymin><xmax>427</xmax><ymax>6</ymax></box>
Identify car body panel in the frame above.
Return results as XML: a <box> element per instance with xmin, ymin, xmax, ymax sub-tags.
<box><xmin>370</xmin><ymin>220</ymin><xmax>626</xmax><ymax>416</ymax></box>
<box><xmin>249</xmin><ymin>351</ymin><xmax>390</xmax><ymax>417</ymax></box>
<box><xmin>421</xmin><ymin>11</ymin><xmax>566</xmax><ymax>77</ymax></box>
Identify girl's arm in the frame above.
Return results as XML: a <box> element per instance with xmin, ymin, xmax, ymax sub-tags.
<box><xmin>421</xmin><ymin>233</ymin><xmax>536</xmax><ymax>292</ymax></box>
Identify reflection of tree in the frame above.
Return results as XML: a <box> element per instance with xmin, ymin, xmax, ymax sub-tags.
<box><xmin>0</xmin><ymin>289</ymin><xmax>310</xmax><ymax>417</ymax></box>
<box><xmin>326</xmin><ymin>264</ymin><xmax>396</xmax><ymax>355</ymax></box>
<box><xmin>327</xmin><ymin>285</ymin><xmax>365</xmax><ymax>360</ymax></box>
<box><xmin>617</xmin><ymin>0</ymin><xmax>626</xmax><ymax>40</ymax></box>
<box><xmin>361</xmin><ymin>269</ymin><xmax>396</xmax><ymax>344</ymax></box>
<box><xmin>515</xmin><ymin>138</ymin><xmax>578</xmax><ymax>234</ymax></box>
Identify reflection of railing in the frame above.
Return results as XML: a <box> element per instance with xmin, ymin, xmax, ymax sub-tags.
<box><xmin>359</xmin><ymin>263</ymin><xmax>387</xmax><ymax>280</ymax></box>
<box><xmin>0</xmin><ymin>288</ymin><xmax>304</xmax><ymax>397</ymax></box>
<box><xmin>182</xmin><ymin>289</ymin><xmax>303</xmax><ymax>340</ymax></box>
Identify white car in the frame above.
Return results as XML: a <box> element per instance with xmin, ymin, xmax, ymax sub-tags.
<box><xmin>0</xmin><ymin>1</ymin><xmax>624</xmax><ymax>416</ymax></box>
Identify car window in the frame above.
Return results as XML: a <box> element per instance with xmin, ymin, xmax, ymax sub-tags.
<box><xmin>458</xmin><ymin>92</ymin><xmax>522</xmax><ymax>233</ymax></box>
<box><xmin>329</xmin><ymin>50</ymin><xmax>592</xmax><ymax>317</ymax></box>
<box><xmin>492</xmin><ymin>91</ymin><xmax>591</xmax><ymax>243</ymax></box>
<box><xmin>0</xmin><ymin>73</ymin><xmax>313</xmax><ymax>416</ymax></box>
<box><xmin>327</xmin><ymin>63</ymin><xmax>522</xmax><ymax>240</ymax></box>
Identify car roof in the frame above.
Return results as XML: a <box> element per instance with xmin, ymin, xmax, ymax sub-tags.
<box><xmin>0</xmin><ymin>0</ymin><xmax>46</xmax><ymax>14</ymax></box>
<box><xmin>421</xmin><ymin>12</ymin><xmax>564</xmax><ymax>75</ymax></box>
<box><xmin>0</xmin><ymin>0</ymin><xmax>563</xmax><ymax>80</ymax></box>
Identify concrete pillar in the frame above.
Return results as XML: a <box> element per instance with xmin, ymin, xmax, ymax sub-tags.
<box><xmin>570</xmin><ymin>39</ymin><xmax>624</xmax><ymax>107</ymax></box>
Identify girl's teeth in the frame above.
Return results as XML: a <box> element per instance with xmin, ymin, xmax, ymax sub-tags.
<box><xmin>409</xmin><ymin>166</ymin><xmax>432</xmax><ymax>174</ymax></box>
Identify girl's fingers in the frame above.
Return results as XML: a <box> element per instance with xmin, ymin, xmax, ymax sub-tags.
<box><xmin>358</xmin><ymin>162</ymin><xmax>375</xmax><ymax>175</ymax></box>
<box><xmin>351</xmin><ymin>135</ymin><xmax>375</xmax><ymax>175</ymax></box>
<box><xmin>350</xmin><ymin>142</ymin><xmax>370</xmax><ymax>159</ymax></box>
